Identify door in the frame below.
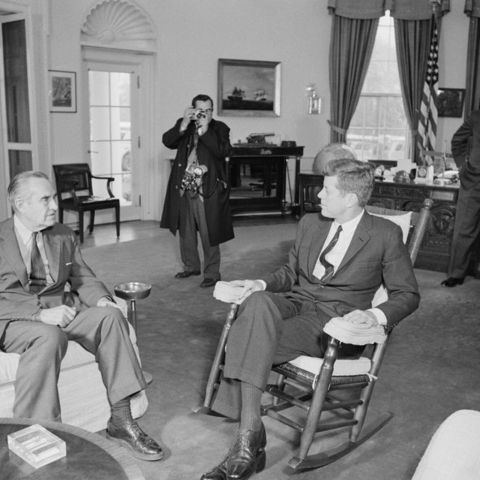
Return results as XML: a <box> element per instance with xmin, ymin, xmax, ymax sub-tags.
<box><xmin>86</xmin><ymin>60</ymin><xmax>141</xmax><ymax>221</ymax></box>
<box><xmin>0</xmin><ymin>13</ymin><xmax>35</xmax><ymax>220</ymax></box>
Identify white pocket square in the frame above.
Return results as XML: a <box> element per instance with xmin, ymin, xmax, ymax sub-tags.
<box><xmin>65</xmin><ymin>262</ymin><xmax>73</xmax><ymax>266</ymax></box>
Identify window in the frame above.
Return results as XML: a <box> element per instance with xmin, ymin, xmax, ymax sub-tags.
<box><xmin>89</xmin><ymin>70</ymin><xmax>133</xmax><ymax>205</ymax></box>
<box><xmin>347</xmin><ymin>13</ymin><xmax>409</xmax><ymax>161</ymax></box>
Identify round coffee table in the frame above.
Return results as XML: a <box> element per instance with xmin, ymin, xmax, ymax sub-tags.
<box><xmin>0</xmin><ymin>417</ymin><xmax>145</xmax><ymax>480</ymax></box>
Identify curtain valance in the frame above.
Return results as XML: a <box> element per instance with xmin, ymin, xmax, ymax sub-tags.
<box><xmin>465</xmin><ymin>0</ymin><xmax>480</xmax><ymax>17</ymax></box>
<box><xmin>328</xmin><ymin>0</ymin><xmax>450</xmax><ymax>20</ymax></box>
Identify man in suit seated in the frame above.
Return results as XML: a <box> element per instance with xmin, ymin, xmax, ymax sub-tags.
<box><xmin>0</xmin><ymin>171</ymin><xmax>163</xmax><ymax>462</ymax></box>
<box><xmin>201</xmin><ymin>159</ymin><xmax>420</xmax><ymax>480</ymax></box>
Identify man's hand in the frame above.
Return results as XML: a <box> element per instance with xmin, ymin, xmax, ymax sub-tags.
<box><xmin>180</xmin><ymin>107</ymin><xmax>195</xmax><ymax>131</ymax></box>
<box><xmin>229</xmin><ymin>279</ymin><xmax>264</xmax><ymax>303</ymax></box>
<box><xmin>36</xmin><ymin>306</ymin><xmax>77</xmax><ymax>328</ymax></box>
<box><xmin>196</xmin><ymin>115</ymin><xmax>209</xmax><ymax>135</ymax></box>
<box><xmin>341</xmin><ymin>310</ymin><xmax>379</xmax><ymax>328</ymax></box>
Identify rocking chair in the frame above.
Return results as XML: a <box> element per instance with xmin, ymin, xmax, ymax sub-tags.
<box><xmin>193</xmin><ymin>198</ymin><xmax>433</xmax><ymax>472</ymax></box>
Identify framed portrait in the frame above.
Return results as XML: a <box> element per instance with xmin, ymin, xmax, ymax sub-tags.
<box><xmin>217</xmin><ymin>59</ymin><xmax>281</xmax><ymax>117</ymax></box>
<box><xmin>438</xmin><ymin>88</ymin><xmax>465</xmax><ymax>118</ymax></box>
<box><xmin>49</xmin><ymin>71</ymin><xmax>77</xmax><ymax>113</ymax></box>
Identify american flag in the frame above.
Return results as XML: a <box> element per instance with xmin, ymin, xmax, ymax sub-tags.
<box><xmin>418</xmin><ymin>23</ymin><xmax>439</xmax><ymax>156</ymax></box>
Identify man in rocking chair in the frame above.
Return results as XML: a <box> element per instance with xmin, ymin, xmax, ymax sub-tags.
<box><xmin>201</xmin><ymin>159</ymin><xmax>420</xmax><ymax>480</ymax></box>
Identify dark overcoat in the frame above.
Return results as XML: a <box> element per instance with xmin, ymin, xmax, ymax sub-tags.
<box><xmin>160</xmin><ymin>118</ymin><xmax>234</xmax><ymax>246</ymax></box>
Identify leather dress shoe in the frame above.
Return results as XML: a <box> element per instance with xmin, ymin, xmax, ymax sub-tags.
<box><xmin>200</xmin><ymin>456</ymin><xmax>228</xmax><ymax>480</ymax></box>
<box><xmin>106</xmin><ymin>418</ymin><xmax>164</xmax><ymax>461</ymax></box>
<box><xmin>175</xmin><ymin>270</ymin><xmax>201</xmax><ymax>279</ymax></box>
<box><xmin>441</xmin><ymin>277</ymin><xmax>465</xmax><ymax>287</ymax></box>
<box><xmin>226</xmin><ymin>423</ymin><xmax>267</xmax><ymax>480</ymax></box>
<box><xmin>200</xmin><ymin>278</ymin><xmax>219</xmax><ymax>288</ymax></box>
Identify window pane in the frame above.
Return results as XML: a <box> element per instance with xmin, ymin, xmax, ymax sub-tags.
<box><xmin>89</xmin><ymin>71</ymin><xmax>109</xmax><ymax>106</ymax></box>
<box><xmin>348</xmin><ymin>12</ymin><xmax>409</xmax><ymax>162</ymax></box>
<box><xmin>90</xmin><ymin>107</ymin><xmax>110</xmax><ymax>141</ymax></box>
<box><xmin>3</xmin><ymin>20</ymin><xmax>31</xmax><ymax>143</ymax></box>
<box><xmin>110</xmin><ymin>72</ymin><xmax>130</xmax><ymax>106</ymax></box>
<box><xmin>90</xmin><ymin>141</ymin><xmax>111</xmax><ymax>175</ymax></box>
<box><xmin>9</xmin><ymin>150</ymin><xmax>32</xmax><ymax>178</ymax></box>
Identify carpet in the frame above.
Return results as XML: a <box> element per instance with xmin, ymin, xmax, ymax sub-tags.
<box><xmin>81</xmin><ymin>224</ymin><xmax>480</xmax><ymax>480</ymax></box>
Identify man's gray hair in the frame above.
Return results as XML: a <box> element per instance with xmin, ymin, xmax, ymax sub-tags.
<box><xmin>7</xmin><ymin>171</ymin><xmax>50</xmax><ymax>212</ymax></box>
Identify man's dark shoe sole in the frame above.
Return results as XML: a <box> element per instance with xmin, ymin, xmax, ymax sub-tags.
<box><xmin>441</xmin><ymin>277</ymin><xmax>465</xmax><ymax>287</ymax></box>
<box><xmin>106</xmin><ymin>418</ymin><xmax>164</xmax><ymax>462</ymax></box>
<box><xmin>200</xmin><ymin>278</ymin><xmax>219</xmax><ymax>288</ymax></box>
<box><xmin>175</xmin><ymin>271</ymin><xmax>201</xmax><ymax>279</ymax></box>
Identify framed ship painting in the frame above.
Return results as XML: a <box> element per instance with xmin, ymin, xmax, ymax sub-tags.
<box><xmin>217</xmin><ymin>59</ymin><xmax>281</xmax><ymax>117</ymax></box>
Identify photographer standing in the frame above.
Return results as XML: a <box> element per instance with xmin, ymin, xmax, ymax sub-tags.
<box><xmin>161</xmin><ymin>94</ymin><xmax>234</xmax><ymax>288</ymax></box>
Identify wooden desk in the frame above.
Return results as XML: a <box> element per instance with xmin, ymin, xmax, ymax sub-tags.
<box><xmin>0</xmin><ymin>417</ymin><xmax>144</xmax><ymax>480</ymax></box>
<box><xmin>227</xmin><ymin>145</ymin><xmax>304</xmax><ymax>215</ymax></box>
<box><xmin>298</xmin><ymin>173</ymin><xmax>479</xmax><ymax>276</ymax></box>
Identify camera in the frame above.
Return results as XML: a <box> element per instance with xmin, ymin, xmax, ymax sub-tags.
<box><xmin>193</xmin><ymin>109</ymin><xmax>206</xmax><ymax>120</ymax></box>
<box><xmin>181</xmin><ymin>164</ymin><xmax>208</xmax><ymax>193</ymax></box>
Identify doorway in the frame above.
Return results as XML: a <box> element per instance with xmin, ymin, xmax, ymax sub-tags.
<box><xmin>86</xmin><ymin>59</ymin><xmax>141</xmax><ymax>221</ymax></box>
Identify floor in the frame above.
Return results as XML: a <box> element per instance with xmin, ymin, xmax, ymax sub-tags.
<box><xmin>80</xmin><ymin>215</ymin><xmax>298</xmax><ymax>250</ymax></box>
<box><xmin>78</xmin><ymin>218</ymin><xmax>480</xmax><ymax>480</ymax></box>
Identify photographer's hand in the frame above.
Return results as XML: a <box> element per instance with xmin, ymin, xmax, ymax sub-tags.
<box><xmin>196</xmin><ymin>116</ymin><xmax>209</xmax><ymax>136</ymax></box>
<box><xmin>180</xmin><ymin>107</ymin><xmax>195</xmax><ymax>132</ymax></box>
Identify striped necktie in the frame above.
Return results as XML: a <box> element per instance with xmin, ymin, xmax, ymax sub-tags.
<box><xmin>319</xmin><ymin>225</ymin><xmax>343</xmax><ymax>286</ymax></box>
<box><xmin>30</xmin><ymin>232</ymin><xmax>47</xmax><ymax>294</ymax></box>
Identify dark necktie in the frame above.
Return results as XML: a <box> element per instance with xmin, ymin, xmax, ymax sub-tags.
<box><xmin>319</xmin><ymin>225</ymin><xmax>343</xmax><ymax>286</ymax></box>
<box><xmin>30</xmin><ymin>232</ymin><xmax>47</xmax><ymax>293</ymax></box>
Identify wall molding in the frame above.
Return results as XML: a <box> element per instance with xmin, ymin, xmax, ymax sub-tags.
<box><xmin>81</xmin><ymin>0</ymin><xmax>155</xmax><ymax>51</ymax></box>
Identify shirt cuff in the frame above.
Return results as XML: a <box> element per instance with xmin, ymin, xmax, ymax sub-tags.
<box><xmin>368</xmin><ymin>307</ymin><xmax>387</xmax><ymax>326</ymax></box>
<box><xmin>257</xmin><ymin>280</ymin><xmax>267</xmax><ymax>290</ymax></box>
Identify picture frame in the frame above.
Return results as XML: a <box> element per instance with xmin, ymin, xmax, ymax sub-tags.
<box><xmin>437</xmin><ymin>88</ymin><xmax>465</xmax><ymax>118</ymax></box>
<box><xmin>217</xmin><ymin>59</ymin><xmax>281</xmax><ymax>117</ymax></box>
<box><xmin>49</xmin><ymin>70</ymin><xmax>77</xmax><ymax>113</ymax></box>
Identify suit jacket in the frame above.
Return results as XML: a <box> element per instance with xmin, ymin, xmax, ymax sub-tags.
<box><xmin>262</xmin><ymin>212</ymin><xmax>420</xmax><ymax>331</ymax></box>
<box><xmin>160</xmin><ymin>117</ymin><xmax>234</xmax><ymax>246</ymax></box>
<box><xmin>0</xmin><ymin>218</ymin><xmax>111</xmax><ymax>331</ymax></box>
<box><xmin>451</xmin><ymin>109</ymin><xmax>480</xmax><ymax>190</ymax></box>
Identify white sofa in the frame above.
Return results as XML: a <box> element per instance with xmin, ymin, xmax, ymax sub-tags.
<box><xmin>0</xmin><ymin>323</ymin><xmax>148</xmax><ymax>432</ymax></box>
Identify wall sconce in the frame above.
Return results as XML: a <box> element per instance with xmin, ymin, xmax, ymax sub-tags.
<box><xmin>306</xmin><ymin>83</ymin><xmax>322</xmax><ymax>115</ymax></box>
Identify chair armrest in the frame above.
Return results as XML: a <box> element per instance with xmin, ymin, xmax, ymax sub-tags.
<box><xmin>408</xmin><ymin>198</ymin><xmax>433</xmax><ymax>266</ymax></box>
<box><xmin>323</xmin><ymin>317</ymin><xmax>387</xmax><ymax>345</ymax></box>
<box><xmin>90</xmin><ymin>174</ymin><xmax>116</xmax><ymax>198</ymax></box>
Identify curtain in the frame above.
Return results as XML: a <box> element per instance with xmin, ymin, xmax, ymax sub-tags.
<box><xmin>327</xmin><ymin>0</ymin><xmax>450</xmax><ymax>146</ymax></box>
<box><xmin>464</xmin><ymin>2</ymin><xmax>480</xmax><ymax>116</ymax></box>
<box><xmin>329</xmin><ymin>16</ymin><xmax>378</xmax><ymax>143</ymax></box>
<box><xmin>328</xmin><ymin>0</ymin><xmax>450</xmax><ymax>19</ymax></box>
<box><xmin>394</xmin><ymin>18</ymin><xmax>434</xmax><ymax>163</ymax></box>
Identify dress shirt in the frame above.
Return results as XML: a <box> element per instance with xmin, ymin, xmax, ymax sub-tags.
<box><xmin>312</xmin><ymin>212</ymin><xmax>364</xmax><ymax>280</ymax></box>
<box><xmin>13</xmin><ymin>216</ymin><xmax>54</xmax><ymax>285</ymax></box>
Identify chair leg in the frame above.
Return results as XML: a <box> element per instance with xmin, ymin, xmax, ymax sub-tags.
<box><xmin>79</xmin><ymin>212</ymin><xmax>84</xmax><ymax>243</ymax></box>
<box><xmin>192</xmin><ymin>303</ymin><xmax>239</xmax><ymax>414</ymax></box>
<box><xmin>115</xmin><ymin>205</ymin><xmax>120</xmax><ymax>238</ymax></box>
<box><xmin>287</xmin><ymin>338</ymin><xmax>338</xmax><ymax>471</ymax></box>
<box><xmin>89</xmin><ymin>211</ymin><xmax>95</xmax><ymax>234</ymax></box>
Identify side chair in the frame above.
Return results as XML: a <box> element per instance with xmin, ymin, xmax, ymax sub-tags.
<box><xmin>193</xmin><ymin>198</ymin><xmax>433</xmax><ymax>472</ymax></box>
<box><xmin>53</xmin><ymin>163</ymin><xmax>120</xmax><ymax>243</ymax></box>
